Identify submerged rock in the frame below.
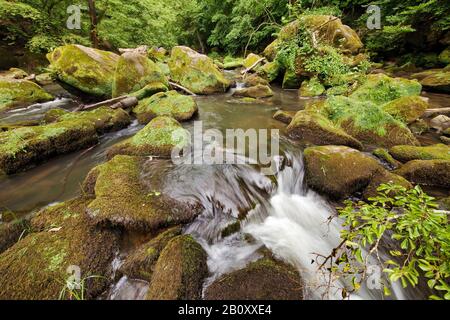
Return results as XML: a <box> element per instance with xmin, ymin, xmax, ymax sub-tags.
<box><xmin>147</xmin><ymin>235</ymin><xmax>207</xmax><ymax>300</ymax></box>
<box><xmin>395</xmin><ymin>160</ymin><xmax>450</xmax><ymax>188</ymax></box>
<box><xmin>132</xmin><ymin>91</ymin><xmax>197</xmax><ymax>124</ymax></box>
<box><xmin>390</xmin><ymin>144</ymin><xmax>450</xmax><ymax>162</ymax></box>
<box><xmin>205</xmin><ymin>256</ymin><xmax>303</xmax><ymax>300</ymax></box>
<box><xmin>47</xmin><ymin>44</ymin><xmax>119</xmax><ymax>97</ymax></box>
<box><xmin>382</xmin><ymin>96</ymin><xmax>428</xmax><ymax>124</ymax></box>
<box><xmin>0</xmin><ymin>79</ymin><xmax>53</xmax><ymax>112</ymax></box>
<box><xmin>287</xmin><ymin>110</ymin><xmax>363</xmax><ymax>149</ymax></box>
<box><xmin>112</xmin><ymin>52</ymin><xmax>169</xmax><ymax>98</ymax></box>
<box><xmin>119</xmin><ymin>226</ymin><xmax>182</xmax><ymax>282</ymax></box>
<box><xmin>84</xmin><ymin>155</ymin><xmax>201</xmax><ymax>232</ymax></box>
<box><xmin>108</xmin><ymin>116</ymin><xmax>188</xmax><ymax>158</ymax></box>
<box><xmin>168</xmin><ymin>46</ymin><xmax>231</xmax><ymax>94</ymax></box>
<box><xmin>232</xmin><ymin>85</ymin><xmax>273</xmax><ymax>99</ymax></box>
<box><xmin>0</xmin><ymin>198</ymin><xmax>118</xmax><ymax>300</ymax></box>
<box><xmin>303</xmin><ymin>146</ymin><xmax>383</xmax><ymax>199</ymax></box>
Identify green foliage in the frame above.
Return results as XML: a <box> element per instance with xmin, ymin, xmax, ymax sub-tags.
<box><xmin>330</xmin><ymin>183</ymin><xmax>450</xmax><ymax>300</ymax></box>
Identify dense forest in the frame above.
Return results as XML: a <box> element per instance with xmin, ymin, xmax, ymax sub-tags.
<box><xmin>0</xmin><ymin>0</ymin><xmax>449</xmax><ymax>302</ymax></box>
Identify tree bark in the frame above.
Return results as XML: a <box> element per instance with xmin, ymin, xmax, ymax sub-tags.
<box><xmin>87</xmin><ymin>0</ymin><xmax>99</xmax><ymax>48</ymax></box>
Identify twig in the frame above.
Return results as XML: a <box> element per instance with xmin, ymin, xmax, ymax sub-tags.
<box><xmin>241</xmin><ymin>58</ymin><xmax>266</xmax><ymax>76</ymax></box>
<box><xmin>169</xmin><ymin>81</ymin><xmax>196</xmax><ymax>96</ymax></box>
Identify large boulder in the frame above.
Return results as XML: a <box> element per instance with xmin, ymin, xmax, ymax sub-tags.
<box><xmin>0</xmin><ymin>79</ymin><xmax>52</xmax><ymax>112</ymax></box>
<box><xmin>118</xmin><ymin>226</ymin><xmax>182</xmax><ymax>282</ymax></box>
<box><xmin>47</xmin><ymin>44</ymin><xmax>119</xmax><ymax>97</ymax></box>
<box><xmin>390</xmin><ymin>144</ymin><xmax>450</xmax><ymax>162</ymax></box>
<box><xmin>242</xmin><ymin>53</ymin><xmax>263</xmax><ymax>69</ymax></box>
<box><xmin>382</xmin><ymin>96</ymin><xmax>428</xmax><ymax>124</ymax></box>
<box><xmin>0</xmin><ymin>199</ymin><xmax>118</xmax><ymax>299</ymax></box>
<box><xmin>287</xmin><ymin>110</ymin><xmax>363</xmax><ymax>149</ymax></box>
<box><xmin>132</xmin><ymin>91</ymin><xmax>197</xmax><ymax>124</ymax></box>
<box><xmin>146</xmin><ymin>235</ymin><xmax>207</xmax><ymax>300</ymax></box>
<box><xmin>168</xmin><ymin>46</ymin><xmax>231</xmax><ymax>94</ymax></box>
<box><xmin>112</xmin><ymin>52</ymin><xmax>169</xmax><ymax>98</ymax></box>
<box><xmin>84</xmin><ymin>155</ymin><xmax>201</xmax><ymax>232</ymax></box>
<box><xmin>107</xmin><ymin>116</ymin><xmax>188</xmax><ymax>158</ymax></box>
<box><xmin>232</xmin><ymin>85</ymin><xmax>273</xmax><ymax>99</ymax></box>
<box><xmin>205</xmin><ymin>256</ymin><xmax>303</xmax><ymax>300</ymax></box>
<box><xmin>395</xmin><ymin>160</ymin><xmax>450</xmax><ymax>188</ymax></box>
<box><xmin>411</xmin><ymin>69</ymin><xmax>450</xmax><ymax>94</ymax></box>
<box><xmin>303</xmin><ymin>146</ymin><xmax>383</xmax><ymax>199</ymax></box>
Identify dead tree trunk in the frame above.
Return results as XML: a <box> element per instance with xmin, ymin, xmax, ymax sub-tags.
<box><xmin>87</xmin><ymin>0</ymin><xmax>99</xmax><ymax>48</ymax></box>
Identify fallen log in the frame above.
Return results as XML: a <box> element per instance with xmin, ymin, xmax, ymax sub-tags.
<box><xmin>424</xmin><ymin>107</ymin><xmax>450</xmax><ymax>117</ymax></box>
<box><xmin>169</xmin><ymin>81</ymin><xmax>196</xmax><ymax>96</ymax></box>
<box><xmin>241</xmin><ymin>57</ymin><xmax>266</xmax><ymax>76</ymax></box>
<box><xmin>76</xmin><ymin>96</ymin><xmax>127</xmax><ymax>111</ymax></box>
<box><xmin>110</xmin><ymin>96</ymin><xmax>139</xmax><ymax>109</ymax></box>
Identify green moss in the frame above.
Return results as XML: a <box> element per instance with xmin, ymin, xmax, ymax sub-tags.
<box><xmin>282</xmin><ymin>68</ymin><xmax>303</xmax><ymax>89</ymax></box>
<box><xmin>257</xmin><ymin>61</ymin><xmax>281</xmax><ymax>82</ymax></box>
<box><xmin>395</xmin><ymin>160</ymin><xmax>450</xmax><ymax>188</ymax></box>
<box><xmin>243</xmin><ymin>53</ymin><xmax>263</xmax><ymax>69</ymax></box>
<box><xmin>438</xmin><ymin>47</ymin><xmax>450</xmax><ymax>65</ymax></box>
<box><xmin>0</xmin><ymin>79</ymin><xmax>53</xmax><ymax>112</ymax></box>
<box><xmin>168</xmin><ymin>46</ymin><xmax>230</xmax><ymax>94</ymax></box>
<box><xmin>129</xmin><ymin>82</ymin><xmax>169</xmax><ymax>100</ymax></box>
<box><xmin>132</xmin><ymin>91</ymin><xmax>197</xmax><ymax>124</ymax></box>
<box><xmin>47</xmin><ymin>44</ymin><xmax>119</xmax><ymax>97</ymax></box>
<box><xmin>390</xmin><ymin>144</ymin><xmax>450</xmax><ymax>162</ymax></box>
<box><xmin>419</xmin><ymin>71</ymin><xmax>450</xmax><ymax>94</ymax></box>
<box><xmin>112</xmin><ymin>52</ymin><xmax>169</xmax><ymax>98</ymax></box>
<box><xmin>382</xmin><ymin>96</ymin><xmax>428</xmax><ymax>124</ymax></box>
<box><xmin>108</xmin><ymin>116</ymin><xmax>188</xmax><ymax>158</ymax></box>
<box><xmin>146</xmin><ymin>235</ymin><xmax>207</xmax><ymax>300</ymax></box>
<box><xmin>373</xmin><ymin>148</ymin><xmax>401</xmax><ymax>169</ymax></box>
<box><xmin>220</xmin><ymin>221</ymin><xmax>241</xmax><ymax>238</ymax></box>
<box><xmin>299</xmin><ymin>77</ymin><xmax>325</xmax><ymax>97</ymax></box>
<box><xmin>223</xmin><ymin>57</ymin><xmax>244</xmax><ymax>69</ymax></box>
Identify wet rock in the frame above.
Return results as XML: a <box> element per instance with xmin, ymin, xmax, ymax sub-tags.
<box><xmin>147</xmin><ymin>235</ymin><xmax>207</xmax><ymax>300</ymax></box>
<box><xmin>273</xmin><ymin>110</ymin><xmax>296</xmax><ymax>124</ymax></box>
<box><xmin>0</xmin><ymin>79</ymin><xmax>53</xmax><ymax>112</ymax></box>
<box><xmin>119</xmin><ymin>226</ymin><xmax>182</xmax><ymax>282</ymax></box>
<box><xmin>108</xmin><ymin>116</ymin><xmax>188</xmax><ymax>158</ymax></box>
<box><xmin>168</xmin><ymin>46</ymin><xmax>231</xmax><ymax>94</ymax></box>
<box><xmin>299</xmin><ymin>77</ymin><xmax>325</xmax><ymax>97</ymax></box>
<box><xmin>44</xmin><ymin>107</ymin><xmax>131</xmax><ymax>134</ymax></box>
<box><xmin>395</xmin><ymin>160</ymin><xmax>450</xmax><ymax>188</ymax></box>
<box><xmin>382</xmin><ymin>96</ymin><xmax>428</xmax><ymax>124</ymax></box>
<box><xmin>112</xmin><ymin>52</ymin><xmax>169</xmax><ymax>98</ymax></box>
<box><xmin>390</xmin><ymin>144</ymin><xmax>450</xmax><ymax>162</ymax></box>
<box><xmin>205</xmin><ymin>256</ymin><xmax>303</xmax><ymax>300</ymax></box>
<box><xmin>363</xmin><ymin>170</ymin><xmax>412</xmax><ymax>200</ymax></box>
<box><xmin>303</xmin><ymin>146</ymin><xmax>383</xmax><ymax>199</ymax></box>
<box><xmin>373</xmin><ymin>148</ymin><xmax>402</xmax><ymax>169</ymax></box>
<box><xmin>0</xmin><ymin>120</ymin><xmax>98</xmax><ymax>175</ymax></box>
<box><xmin>0</xmin><ymin>198</ymin><xmax>119</xmax><ymax>299</ymax></box>
<box><xmin>232</xmin><ymin>85</ymin><xmax>273</xmax><ymax>99</ymax></box>
<box><xmin>287</xmin><ymin>110</ymin><xmax>363</xmax><ymax>149</ymax></box>
<box><xmin>243</xmin><ymin>53</ymin><xmax>263</xmax><ymax>69</ymax></box>
<box><xmin>242</xmin><ymin>74</ymin><xmax>269</xmax><ymax>87</ymax></box>
<box><xmin>132</xmin><ymin>91</ymin><xmax>197</xmax><ymax>124</ymax></box>
<box><xmin>430</xmin><ymin>115</ymin><xmax>450</xmax><ymax>133</ymax></box>
<box><xmin>47</xmin><ymin>44</ymin><xmax>119</xmax><ymax>97</ymax></box>
<box><xmin>84</xmin><ymin>155</ymin><xmax>200</xmax><ymax>232</ymax></box>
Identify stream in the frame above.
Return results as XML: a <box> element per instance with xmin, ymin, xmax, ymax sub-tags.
<box><xmin>0</xmin><ymin>79</ymin><xmax>446</xmax><ymax>300</ymax></box>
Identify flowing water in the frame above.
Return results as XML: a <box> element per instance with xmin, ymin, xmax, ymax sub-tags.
<box><xmin>1</xmin><ymin>80</ymin><xmax>445</xmax><ymax>300</ymax></box>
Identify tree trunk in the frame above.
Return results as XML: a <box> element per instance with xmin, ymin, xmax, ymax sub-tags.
<box><xmin>87</xmin><ymin>0</ymin><xmax>99</xmax><ymax>48</ymax></box>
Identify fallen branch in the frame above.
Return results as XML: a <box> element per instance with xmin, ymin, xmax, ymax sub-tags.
<box><xmin>241</xmin><ymin>57</ymin><xmax>266</xmax><ymax>76</ymax></box>
<box><xmin>169</xmin><ymin>81</ymin><xmax>196</xmax><ymax>96</ymax></box>
<box><xmin>76</xmin><ymin>96</ymin><xmax>127</xmax><ymax>111</ymax></box>
<box><xmin>424</xmin><ymin>107</ymin><xmax>450</xmax><ymax>117</ymax></box>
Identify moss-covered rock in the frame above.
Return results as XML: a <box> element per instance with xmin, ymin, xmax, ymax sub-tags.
<box><xmin>132</xmin><ymin>91</ymin><xmax>197</xmax><ymax>124</ymax></box>
<box><xmin>112</xmin><ymin>52</ymin><xmax>169</xmax><ymax>98</ymax></box>
<box><xmin>257</xmin><ymin>61</ymin><xmax>281</xmax><ymax>82</ymax></box>
<box><xmin>0</xmin><ymin>198</ymin><xmax>118</xmax><ymax>300</ymax></box>
<box><xmin>418</xmin><ymin>71</ymin><xmax>450</xmax><ymax>94</ymax></box>
<box><xmin>168</xmin><ymin>46</ymin><xmax>231</xmax><ymax>94</ymax></box>
<box><xmin>282</xmin><ymin>69</ymin><xmax>303</xmax><ymax>89</ymax></box>
<box><xmin>243</xmin><ymin>53</ymin><xmax>263</xmax><ymax>69</ymax></box>
<box><xmin>382</xmin><ymin>96</ymin><xmax>428</xmax><ymax>124</ymax></box>
<box><xmin>0</xmin><ymin>68</ymin><xmax>28</xmax><ymax>80</ymax></box>
<box><xmin>0</xmin><ymin>120</ymin><xmax>98</xmax><ymax>175</ymax></box>
<box><xmin>262</xmin><ymin>40</ymin><xmax>279</xmax><ymax>61</ymax></box>
<box><xmin>373</xmin><ymin>148</ymin><xmax>402</xmax><ymax>169</ymax></box>
<box><xmin>303</xmin><ymin>146</ymin><xmax>383</xmax><ymax>199</ymax></box>
<box><xmin>223</xmin><ymin>57</ymin><xmax>244</xmax><ymax>70</ymax></box>
<box><xmin>299</xmin><ymin>77</ymin><xmax>325</xmax><ymax>97</ymax></box>
<box><xmin>0</xmin><ymin>218</ymin><xmax>30</xmax><ymax>254</ymax></box>
<box><xmin>148</xmin><ymin>47</ymin><xmax>167</xmax><ymax>62</ymax></box>
<box><xmin>324</xmin><ymin>96</ymin><xmax>419</xmax><ymax>148</ymax></box>
<box><xmin>439</xmin><ymin>47</ymin><xmax>450</xmax><ymax>65</ymax></box>
<box><xmin>273</xmin><ymin>110</ymin><xmax>296</xmax><ymax>124</ymax></box>
<box><xmin>35</xmin><ymin>73</ymin><xmax>55</xmax><ymax>86</ymax></box>
<box><xmin>108</xmin><ymin>116</ymin><xmax>188</xmax><ymax>158</ymax></box>
<box><xmin>118</xmin><ymin>226</ymin><xmax>182</xmax><ymax>282</ymax></box>
<box><xmin>287</xmin><ymin>110</ymin><xmax>363</xmax><ymax>149</ymax></box>
<box><xmin>146</xmin><ymin>235</ymin><xmax>207</xmax><ymax>300</ymax></box>
<box><xmin>242</xmin><ymin>74</ymin><xmax>269</xmax><ymax>87</ymax></box>
<box><xmin>44</xmin><ymin>107</ymin><xmax>131</xmax><ymax>134</ymax></box>
<box><xmin>350</xmin><ymin>74</ymin><xmax>422</xmax><ymax>104</ymax></box>
<box><xmin>205</xmin><ymin>256</ymin><xmax>303</xmax><ymax>300</ymax></box>
<box><xmin>232</xmin><ymin>85</ymin><xmax>273</xmax><ymax>99</ymax></box>
<box><xmin>84</xmin><ymin>155</ymin><xmax>200</xmax><ymax>232</ymax></box>
<box><xmin>0</xmin><ymin>79</ymin><xmax>53</xmax><ymax>112</ymax></box>
<box><xmin>395</xmin><ymin>160</ymin><xmax>450</xmax><ymax>188</ymax></box>
<box><xmin>47</xmin><ymin>45</ymin><xmax>119</xmax><ymax>97</ymax></box>
<box><xmin>362</xmin><ymin>170</ymin><xmax>412</xmax><ymax>200</ymax></box>
<box><xmin>389</xmin><ymin>144</ymin><xmax>450</xmax><ymax>162</ymax></box>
